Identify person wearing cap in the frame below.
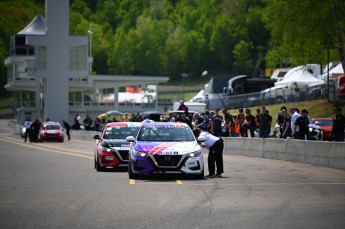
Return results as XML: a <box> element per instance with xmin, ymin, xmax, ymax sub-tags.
<box><xmin>331</xmin><ymin>107</ymin><xmax>345</xmax><ymax>142</ymax></box>
<box><xmin>178</xmin><ymin>100</ymin><xmax>189</xmax><ymax>114</ymax></box>
<box><xmin>194</xmin><ymin>112</ymin><xmax>207</xmax><ymax>130</ymax></box>
<box><xmin>294</xmin><ymin>109</ymin><xmax>310</xmax><ymax>140</ymax></box>
<box><xmin>192</xmin><ymin>128</ymin><xmax>224</xmax><ymax>178</ymax></box>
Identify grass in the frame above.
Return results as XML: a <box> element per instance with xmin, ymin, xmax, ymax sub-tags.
<box><xmin>0</xmin><ymin>96</ymin><xmax>14</xmax><ymax>107</ymax></box>
<box><xmin>228</xmin><ymin>99</ymin><xmax>344</xmax><ymax>121</ymax></box>
<box><xmin>158</xmin><ymin>92</ymin><xmax>196</xmax><ymax>102</ymax></box>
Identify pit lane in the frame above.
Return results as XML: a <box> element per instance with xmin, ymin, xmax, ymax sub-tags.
<box><xmin>0</xmin><ymin>131</ymin><xmax>344</xmax><ymax>228</ymax></box>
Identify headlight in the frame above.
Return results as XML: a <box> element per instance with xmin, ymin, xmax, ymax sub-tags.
<box><xmin>188</xmin><ymin>150</ymin><xmax>202</xmax><ymax>158</ymax></box>
<box><xmin>99</xmin><ymin>145</ymin><xmax>114</xmax><ymax>153</ymax></box>
<box><xmin>133</xmin><ymin>150</ymin><xmax>147</xmax><ymax>157</ymax></box>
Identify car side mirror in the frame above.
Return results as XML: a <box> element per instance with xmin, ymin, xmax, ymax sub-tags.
<box><xmin>314</xmin><ymin>121</ymin><xmax>319</xmax><ymax>125</ymax></box>
<box><xmin>197</xmin><ymin>136</ymin><xmax>206</xmax><ymax>142</ymax></box>
<box><xmin>93</xmin><ymin>135</ymin><xmax>100</xmax><ymax>140</ymax></box>
<box><xmin>126</xmin><ymin>136</ymin><xmax>135</xmax><ymax>142</ymax></box>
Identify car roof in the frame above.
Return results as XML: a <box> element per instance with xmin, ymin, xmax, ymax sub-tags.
<box><xmin>142</xmin><ymin>122</ymin><xmax>189</xmax><ymax>128</ymax></box>
<box><xmin>42</xmin><ymin>122</ymin><xmax>61</xmax><ymax>125</ymax></box>
<box><xmin>312</xmin><ymin>118</ymin><xmax>332</xmax><ymax>121</ymax></box>
<box><xmin>105</xmin><ymin>122</ymin><xmax>141</xmax><ymax>128</ymax></box>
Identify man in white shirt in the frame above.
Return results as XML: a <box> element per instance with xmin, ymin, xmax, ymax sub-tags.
<box><xmin>193</xmin><ymin>128</ymin><xmax>224</xmax><ymax>178</ymax></box>
<box><xmin>23</xmin><ymin>119</ymin><xmax>32</xmax><ymax>142</ymax></box>
<box><xmin>290</xmin><ymin>107</ymin><xmax>301</xmax><ymax>139</ymax></box>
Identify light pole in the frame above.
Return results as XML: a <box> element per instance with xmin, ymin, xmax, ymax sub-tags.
<box><xmin>88</xmin><ymin>24</ymin><xmax>93</xmax><ymax>74</ymax></box>
<box><xmin>181</xmin><ymin>73</ymin><xmax>188</xmax><ymax>101</ymax></box>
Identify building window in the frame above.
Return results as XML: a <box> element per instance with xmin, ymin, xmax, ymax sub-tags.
<box><xmin>70</xmin><ymin>45</ymin><xmax>87</xmax><ymax>70</ymax></box>
<box><xmin>37</xmin><ymin>46</ymin><xmax>46</xmax><ymax>69</ymax></box>
<box><xmin>7</xmin><ymin>66</ymin><xmax>13</xmax><ymax>78</ymax></box>
<box><xmin>21</xmin><ymin>91</ymin><xmax>36</xmax><ymax>108</ymax></box>
<box><xmin>14</xmin><ymin>64</ymin><xmax>26</xmax><ymax>77</ymax></box>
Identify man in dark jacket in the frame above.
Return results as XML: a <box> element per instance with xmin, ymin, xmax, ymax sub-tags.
<box><xmin>332</xmin><ymin>107</ymin><xmax>345</xmax><ymax>142</ymax></box>
<box><xmin>294</xmin><ymin>109</ymin><xmax>310</xmax><ymax>140</ymax></box>
<box><xmin>29</xmin><ymin>119</ymin><xmax>41</xmax><ymax>143</ymax></box>
<box><xmin>63</xmin><ymin>120</ymin><xmax>71</xmax><ymax>140</ymax></box>
<box><xmin>243</xmin><ymin>108</ymin><xmax>256</xmax><ymax>137</ymax></box>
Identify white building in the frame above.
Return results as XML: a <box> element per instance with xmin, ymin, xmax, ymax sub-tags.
<box><xmin>4</xmin><ymin>0</ymin><xmax>168</xmax><ymax>125</ymax></box>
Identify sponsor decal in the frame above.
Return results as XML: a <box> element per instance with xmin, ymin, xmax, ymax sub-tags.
<box><xmin>149</xmin><ymin>142</ymin><xmax>182</xmax><ymax>155</ymax></box>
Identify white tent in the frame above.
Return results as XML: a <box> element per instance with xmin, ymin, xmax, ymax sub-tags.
<box><xmin>275</xmin><ymin>66</ymin><xmax>320</xmax><ymax>87</ymax></box>
<box><xmin>319</xmin><ymin>63</ymin><xmax>344</xmax><ymax>80</ymax></box>
<box><xmin>188</xmin><ymin>89</ymin><xmax>205</xmax><ymax>103</ymax></box>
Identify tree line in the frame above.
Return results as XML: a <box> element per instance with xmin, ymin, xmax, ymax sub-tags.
<box><xmin>0</xmin><ymin>0</ymin><xmax>344</xmax><ymax>95</ymax></box>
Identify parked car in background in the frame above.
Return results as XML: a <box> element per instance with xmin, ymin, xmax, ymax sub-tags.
<box><xmin>39</xmin><ymin>122</ymin><xmax>64</xmax><ymax>142</ymax></box>
<box><xmin>312</xmin><ymin>118</ymin><xmax>333</xmax><ymax>141</ymax></box>
<box><xmin>93</xmin><ymin>122</ymin><xmax>141</xmax><ymax>171</ymax></box>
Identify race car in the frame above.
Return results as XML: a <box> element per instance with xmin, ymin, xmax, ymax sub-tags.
<box><xmin>93</xmin><ymin>122</ymin><xmax>141</xmax><ymax>171</ymax></box>
<box><xmin>126</xmin><ymin>122</ymin><xmax>205</xmax><ymax>179</ymax></box>
<box><xmin>39</xmin><ymin>122</ymin><xmax>64</xmax><ymax>142</ymax></box>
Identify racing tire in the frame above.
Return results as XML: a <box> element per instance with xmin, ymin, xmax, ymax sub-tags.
<box><xmin>95</xmin><ymin>155</ymin><xmax>105</xmax><ymax>172</ymax></box>
<box><xmin>128</xmin><ymin>164</ymin><xmax>139</xmax><ymax>179</ymax></box>
<box><xmin>194</xmin><ymin>168</ymin><xmax>204</xmax><ymax>180</ymax></box>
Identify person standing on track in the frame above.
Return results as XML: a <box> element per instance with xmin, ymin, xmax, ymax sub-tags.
<box><xmin>63</xmin><ymin>120</ymin><xmax>71</xmax><ymax>140</ymax></box>
<box><xmin>23</xmin><ymin>118</ymin><xmax>32</xmax><ymax>142</ymax></box>
<box><xmin>193</xmin><ymin>128</ymin><xmax>224</xmax><ymax>178</ymax></box>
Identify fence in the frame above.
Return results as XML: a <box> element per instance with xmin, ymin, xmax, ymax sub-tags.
<box><xmin>204</xmin><ymin>81</ymin><xmax>340</xmax><ymax>110</ymax></box>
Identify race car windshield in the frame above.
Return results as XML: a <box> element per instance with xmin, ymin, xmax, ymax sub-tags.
<box><xmin>314</xmin><ymin>120</ymin><xmax>333</xmax><ymax>126</ymax></box>
<box><xmin>103</xmin><ymin>126</ymin><xmax>139</xmax><ymax>140</ymax></box>
<box><xmin>137</xmin><ymin>126</ymin><xmax>195</xmax><ymax>141</ymax></box>
<box><xmin>44</xmin><ymin>125</ymin><xmax>61</xmax><ymax>130</ymax></box>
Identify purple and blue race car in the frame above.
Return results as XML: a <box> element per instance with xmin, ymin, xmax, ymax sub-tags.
<box><xmin>126</xmin><ymin>122</ymin><xmax>205</xmax><ymax>179</ymax></box>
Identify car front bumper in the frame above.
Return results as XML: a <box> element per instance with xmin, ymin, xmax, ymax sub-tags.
<box><xmin>129</xmin><ymin>154</ymin><xmax>203</xmax><ymax>175</ymax></box>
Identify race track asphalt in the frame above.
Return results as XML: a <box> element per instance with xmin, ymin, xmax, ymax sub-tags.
<box><xmin>0</xmin><ymin>120</ymin><xmax>344</xmax><ymax>229</ymax></box>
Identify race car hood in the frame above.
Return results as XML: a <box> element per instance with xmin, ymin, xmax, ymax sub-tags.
<box><xmin>133</xmin><ymin>141</ymin><xmax>201</xmax><ymax>155</ymax></box>
<box><xmin>42</xmin><ymin>130</ymin><xmax>62</xmax><ymax>134</ymax></box>
<box><xmin>101</xmin><ymin>139</ymin><xmax>131</xmax><ymax>148</ymax></box>
<box><xmin>320</xmin><ymin>126</ymin><xmax>332</xmax><ymax>132</ymax></box>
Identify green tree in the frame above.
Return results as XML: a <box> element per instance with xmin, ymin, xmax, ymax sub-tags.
<box><xmin>264</xmin><ymin>0</ymin><xmax>345</xmax><ymax>67</ymax></box>
<box><xmin>233</xmin><ymin>40</ymin><xmax>253</xmax><ymax>74</ymax></box>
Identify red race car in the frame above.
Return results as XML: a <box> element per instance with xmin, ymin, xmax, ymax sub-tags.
<box><xmin>93</xmin><ymin>122</ymin><xmax>141</xmax><ymax>171</ymax></box>
<box><xmin>312</xmin><ymin>118</ymin><xmax>333</xmax><ymax>141</ymax></box>
<box><xmin>39</xmin><ymin>122</ymin><xmax>64</xmax><ymax>142</ymax></box>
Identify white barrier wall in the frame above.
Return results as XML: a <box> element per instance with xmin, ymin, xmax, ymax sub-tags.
<box><xmin>223</xmin><ymin>138</ymin><xmax>345</xmax><ymax>170</ymax></box>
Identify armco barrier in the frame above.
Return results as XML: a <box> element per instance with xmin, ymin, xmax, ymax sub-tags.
<box><xmin>71</xmin><ymin>130</ymin><xmax>345</xmax><ymax>170</ymax></box>
<box><xmin>223</xmin><ymin>138</ymin><xmax>345</xmax><ymax>170</ymax></box>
